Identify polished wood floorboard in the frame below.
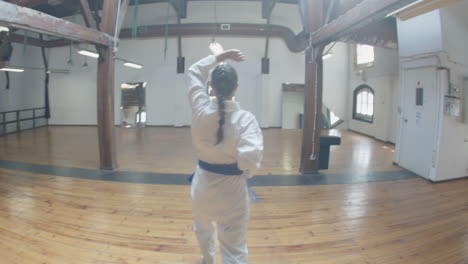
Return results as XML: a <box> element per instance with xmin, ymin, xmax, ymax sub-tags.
<box><xmin>1</xmin><ymin>168</ymin><xmax>467</xmax><ymax>263</ymax></box>
<box><xmin>0</xmin><ymin>126</ymin><xmax>400</xmax><ymax>175</ymax></box>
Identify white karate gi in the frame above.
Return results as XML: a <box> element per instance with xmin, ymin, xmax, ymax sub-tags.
<box><xmin>187</xmin><ymin>55</ymin><xmax>264</xmax><ymax>264</ymax></box>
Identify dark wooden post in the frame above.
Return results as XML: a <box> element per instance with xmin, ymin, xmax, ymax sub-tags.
<box><xmin>16</xmin><ymin>111</ymin><xmax>20</xmax><ymax>132</ymax></box>
<box><xmin>2</xmin><ymin>113</ymin><xmax>6</xmax><ymax>135</ymax></box>
<box><xmin>97</xmin><ymin>0</ymin><xmax>119</xmax><ymax>170</ymax></box>
<box><xmin>298</xmin><ymin>0</ymin><xmax>324</xmax><ymax>174</ymax></box>
<box><xmin>32</xmin><ymin>109</ymin><xmax>36</xmax><ymax>128</ymax></box>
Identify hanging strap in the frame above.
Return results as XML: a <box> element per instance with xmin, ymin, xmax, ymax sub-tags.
<box><xmin>211</xmin><ymin>0</ymin><xmax>218</xmax><ymax>42</ymax></box>
<box><xmin>164</xmin><ymin>0</ymin><xmax>171</xmax><ymax>61</ymax></box>
<box><xmin>132</xmin><ymin>0</ymin><xmax>139</xmax><ymax>38</ymax></box>
<box><xmin>22</xmin><ymin>31</ymin><xmax>28</xmax><ymax>55</ymax></box>
<box><xmin>68</xmin><ymin>40</ymin><xmax>74</xmax><ymax>65</ymax></box>
<box><xmin>114</xmin><ymin>0</ymin><xmax>123</xmax><ymax>52</ymax></box>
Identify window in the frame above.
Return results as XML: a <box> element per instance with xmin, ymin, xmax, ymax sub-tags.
<box><xmin>355</xmin><ymin>44</ymin><xmax>375</xmax><ymax>69</ymax></box>
<box><xmin>353</xmin><ymin>85</ymin><xmax>374</xmax><ymax>123</ymax></box>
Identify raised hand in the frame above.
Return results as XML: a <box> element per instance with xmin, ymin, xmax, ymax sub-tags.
<box><xmin>216</xmin><ymin>49</ymin><xmax>245</xmax><ymax>63</ymax></box>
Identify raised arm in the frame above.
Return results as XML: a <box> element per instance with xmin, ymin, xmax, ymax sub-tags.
<box><xmin>186</xmin><ymin>50</ymin><xmax>245</xmax><ymax>113</ymax></box>
<box><xmin>237</xmin><ymin>116</ymin><xmax>264</xmax><ymax>178</ymax></box>
<box><xmin>186</xmin><ymin>55</ymin><xmax>218</xmax><ymax>113</ymax></box>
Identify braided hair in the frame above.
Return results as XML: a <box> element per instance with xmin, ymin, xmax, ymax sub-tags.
<box><xmin>211</xmin><ymin>64</ymin><xmax>238</xmax><ymax>145</ymax></box>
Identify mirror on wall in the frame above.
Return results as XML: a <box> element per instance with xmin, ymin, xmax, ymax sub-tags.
<box><xmin>120</xmin><ymin>82</ymin><xmax>146</xmax><ymax>128</ymax></box>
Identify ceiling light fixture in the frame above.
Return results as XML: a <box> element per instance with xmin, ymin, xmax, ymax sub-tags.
<box><xmin>123</xmin><ymin>62</ymin><xmax>143</xmax><ymax>69</ymax></box>
<box><xmin>116</xmin><ymin>58</ymin><xmax>143</xmax><ymax>69</ymax></box>
<box><xmin>0</xmin><ymin>67</ymin><xmax>24</xmax><ymax>72</ymax></box>
<box><xmin>77</xmin><ymin>49</ymin><xmax>99</xmax><ymax>59</ymax></box>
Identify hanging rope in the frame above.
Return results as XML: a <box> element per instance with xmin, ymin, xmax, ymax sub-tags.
<box><xmin>164</xmin><ymin>0</ymin><xmax>171</xmax><ymax>61</ymax></box>
<box><xmin>114</xmin><ymin>0</ymin><xmax>123</xmax><ymax>53</ymax></box>
<box><xmin>22</xmin><ymin>31</ymin><xmax>28</xmax><ymax>55</ymax></box>
<box><xmin>264</xmin><ymin>16</ymin><xmax>271</xmax><ymax>58</ymax></box>
<box><xmin>4</xmin><ymin>72</ymin><xmax>9</xmax><ymax>90</ymax></box>
<box><xmin>132</xmin><ymin>0</ymin><xmax>139</xmax><ymax>38</ymax></box>
<box><xmin>39</xmin><ymin>34</ymin><xmax>50</xmax><ymax>119</ymax></box>
<box><xmin>67</xmin><ymin>40</ymin><xmax>74</xmax><ymax>66</ymax></box>
<box><xmin>211</xmin><ymin>0</ymin><xmax>218</xmax><ymax>42</ymax></box>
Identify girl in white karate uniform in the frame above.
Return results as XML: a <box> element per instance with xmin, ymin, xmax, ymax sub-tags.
<box><xmin>187</xmin><ymin>50</ymin><xmax>264</xmax><ymax>264</ymax></box>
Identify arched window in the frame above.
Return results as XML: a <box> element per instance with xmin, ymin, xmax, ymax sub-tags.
<box><xmin>353</xmin><ymin>85</ymin><xmax>374</xmax><ymax>123</ymax></box>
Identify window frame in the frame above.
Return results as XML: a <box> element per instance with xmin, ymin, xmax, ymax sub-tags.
<box><xmin>354</xmin><ymin>44</ymin><xmax>375</xmax><ymax>70</ymax></box>
<box><xmin>353</xmin><ymin>85</ymin><xmax>375</xmax><ymax>123</ymax></box>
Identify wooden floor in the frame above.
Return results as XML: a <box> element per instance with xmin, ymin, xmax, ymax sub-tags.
<box><xmin>1</xmin><ymin>168</ymin><xmax>467</xmax><ymax>263</ymax></box>
<box><xmin>0</xmin><ymin>126</ymin><xmax>400</xmax><ymax>175</ymax></box>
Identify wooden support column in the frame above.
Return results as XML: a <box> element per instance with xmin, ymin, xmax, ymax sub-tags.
<box><xmin>97</xmin><ymin>0</ymin><xmax>119</xmax><ymax>170</ymax></box>
<box><xmin>299</xmin><ymin>0</ymin><xmax>324</xmax><ymax>174</ymax></box>
<box><xmin>79</xmin><ymin>0</ymin><xmax>98</xmax><ymax>30</ymax></box>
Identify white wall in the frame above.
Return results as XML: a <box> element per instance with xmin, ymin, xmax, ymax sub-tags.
<box><xmin>48</xmin><ymin>1</ymin><xmax>308</xmax><ymax>127</ymax></box>
<box><xmin>281</xmin><ymin>42</ymin><xmax>349</xmax><ymax>129</ymax></box>
<box><xmin>48</xmin><ymin>46</ymin><xmax>98</xmax><ymax>125</ymax></box>
<box><xmin>281</xmin><ymin>90</ymin><xmax>303</xmax><ymax>129</ymax></box>
<box><xmin>394</xmin><ymin>0</ymin><xmax>468</xmax><ymax>181</ymax></box>
<box><xmin>347</xmin><ymin>45</ymin><xmax>400</xmax><ymax>142</ymax></box>
<box><xmin>119</xmin><ymin>1</ymin><xmax>303</xmax><ymax>34</ymax></box>
<box><xmin>0</xmin><ymin>43</ymin><xmax>45</xmax><ymax>113</ymax></box>
<box><xmin>47</xmin><ymin>36</ymin><xmax>305</xmax><ymax>126</ymax></box>
<box><xmin>397</xmin><ymin>10</ymin><xmax>443</xmax><ymax>57</ymax></box>
<box><xmin>323</xmin><ymin>42</ymin><xmax>349</xmax><ymax>123</ymax></box>
<box><xmin>433</xmin><ymin>2</ymin><xmax>468</xmax><ymax>181</ymax></box>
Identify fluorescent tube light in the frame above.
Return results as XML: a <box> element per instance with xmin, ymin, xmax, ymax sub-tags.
<box><xmin>0</xmin><ymin>67</ymin><xmax>24</xmax><ymax>72</ymax></box>
<box><xmin>322</xmin><ymin>52</ymin><xmax>333</xmax><ymax>60</ymax></box>
<box><xmin>78</xmin><ymin>49</ymin><xmax>99</xmax><ymax>58</ymax></box>
<box><xmin>123</xmin><ymin>62</ymin><xmax>143</xmax><ymax>69</ymax></box>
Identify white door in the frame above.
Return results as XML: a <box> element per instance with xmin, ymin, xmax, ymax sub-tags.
<box><xmin>397</xmin><ymin>67</ymin><xmax>440</xmax><ymax>179</ymax></box>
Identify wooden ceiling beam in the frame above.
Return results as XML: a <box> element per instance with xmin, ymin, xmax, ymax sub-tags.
<box><xmin>310</xmin><ymin>0</ymin><xmax>420</xmax><ymax>46</ymax></box>
<box><xmin>0</xmin><ymin>1</ymin><xmax>114</xmax><ymax>46</ymax></box>
<box><xmin>1</xmin><ymin>33</ymin><xmax>47</xmax><ymax>47</ymax></box>
<box><xmin>79</xmin><ymin>0</ymin><xmax>98</xmax><ymax>30</ymax></box>
<box><xmin>7</xmin><ymin>0</ymin><xmax>51</xmax><ymax>8</ymax></box>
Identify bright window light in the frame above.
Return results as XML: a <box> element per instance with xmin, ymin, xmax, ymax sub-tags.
<box><xmin>322</xmin><ymin>52</ymin><xmax>333</xmax><ymax>60</ymax></box>
<box><xmin>356</xmin><ymin>44</ymin><xmax>374</xmax><ymax>66</ymax></box>
<box><xmin>78</xmin><ymin>50</ymin><xmax>99</xmax><ymax>59</ymax></box>
<box><xmin>329</xmin><ymin>111</ymin><xmax>340</xmax><ymax>126</ymax></box>
<box><xmin>354</xmin><ymin>85</ymin><xmax>374</xmax><ymax>122</ymax></box>
<box><xmin>136</xmin><ymin>112</ymin><xmax>146</xmax><ymax>123</ymax></box>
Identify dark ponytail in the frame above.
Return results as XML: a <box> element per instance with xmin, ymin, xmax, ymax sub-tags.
<box><xmin>216</xmin><ymin>96</ymin><xmax>226</xmax><ymax>144</ymax></box>
<box><xmin>211</xmin><ymin>64</ymin><xmax>238</xmax><ymax>145</ymax></box>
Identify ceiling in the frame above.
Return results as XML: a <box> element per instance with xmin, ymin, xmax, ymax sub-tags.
<box><xmin>11</xmin><ymin>0</ymin><xmax>299</xmax><ymax>18</ymax></box>
<box><xmin>2</xmin><ymin>0</ymin><xmax>398</xmax><ymax>50</ymax></box>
